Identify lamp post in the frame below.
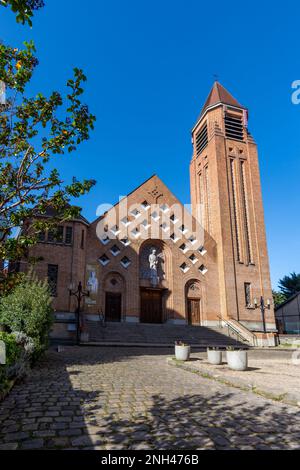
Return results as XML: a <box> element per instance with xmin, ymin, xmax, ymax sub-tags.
<box><xmin>69</xmin><ymin>281</ymin><xmax>90</xmax><ymax>345</ymax></box>
<box><xmin>254</xmin><ymin>296</ymin><xmax>271</xmax><ymax>334</ymax></box>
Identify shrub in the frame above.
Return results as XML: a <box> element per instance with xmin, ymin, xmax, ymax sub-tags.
<box><xmin>0</xmin><ymin>332</ymin><xmax>22</xmax><ymax>395</ymax></box>
<box><xmin>0</xmin><ymin>332</ymin><xmax>21</xmax><ymax>367</ymax></box>
<box><xmin>0</xmin><ymin>275</ymin><xmax>53</xmax><ymax>360</ymax></box>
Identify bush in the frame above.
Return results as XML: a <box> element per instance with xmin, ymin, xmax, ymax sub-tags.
<box><xmin>0</xmin><ymin>275</ymin><xmax>53</xmax><ymax>361</ymax></box>
<box><xmin>0</xmin><ymin>332</ymin><xmax>21</xmax><ymax>367</ymax></box>
<box><xmin>0</xmin><ymin>332</ymin><xmax>22</xmax><ymax>395</ymax></box>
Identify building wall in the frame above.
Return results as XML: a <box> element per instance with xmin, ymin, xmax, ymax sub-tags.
<box><xmin>275</xmin><ymin>294</ymin><xmax>300</xmax><ymax>334</ymax></box>
<box><xmin>84</xmin><ymin>175</ymin><xmax>220</xmax><ymax>325</ymax></box>
<box><xmin>190</xmin><ymin>104</ymin><xmax>276</xmax><ymax>330</ymax></box>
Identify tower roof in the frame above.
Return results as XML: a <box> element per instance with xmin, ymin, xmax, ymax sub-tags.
<box><xmin>198</xmin><ymin>81</ymin><xmax>244</xmax><ymax>121</ymax></box>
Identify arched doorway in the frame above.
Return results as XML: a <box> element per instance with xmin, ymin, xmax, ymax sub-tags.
<box><xmin>185</xmin><ymin>280</ymin><xmax>202</xmax><ymax>326</ymax></box>
<box><xmin>104</xmin><ymin>273</ymin><xmax>125</xmax><ymax>322</ymax></box>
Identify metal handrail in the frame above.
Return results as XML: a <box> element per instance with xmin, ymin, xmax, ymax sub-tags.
<box><xmin>217</xmin><ymin>314</ymin><xmax>257</xmax><ymax>346</ymax></box>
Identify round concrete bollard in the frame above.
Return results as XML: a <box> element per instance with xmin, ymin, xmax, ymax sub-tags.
<box><xmin>207</xmin><ymin>348</ymin><xmax>222</xmax><ymax>365</ymax></box>
<box><xmin>226</xmin><ymin>350</ymin><xmax>248</xmax><ymax>371</ymax></box>
<box><xmin>175</xmin><ymin>344</ymin><xmax>190</xmax><ymax>361</ymax></box>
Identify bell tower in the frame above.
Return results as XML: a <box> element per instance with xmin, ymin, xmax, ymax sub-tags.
<box><xmin>190</xmin><ymin>82</ymin><xmax>275</xmax><ymax>330</ymax></box>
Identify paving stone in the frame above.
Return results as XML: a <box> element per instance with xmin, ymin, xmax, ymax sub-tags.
<box><xmin>0</xmin><ymin>443</ymin><xmax>19</xmax><ymax>450</ymax></box>
<box><xmin>21</xmin><ymin>439</ymin><xmax>44</xmax><ymax>449</ymax></box>
<box><xmin>1</xmin><ymin>346</ymin><xmax>300</xmax><ymax>451</ymax></box>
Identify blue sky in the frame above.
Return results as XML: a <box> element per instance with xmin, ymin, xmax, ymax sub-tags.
<box><xmin>1</xmin><ymin>0</ymin><xmax>300</xmax><ymax>288</ymax></box>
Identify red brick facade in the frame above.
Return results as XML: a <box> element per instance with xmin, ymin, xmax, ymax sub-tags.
<box><xmin>21</xmin><ymin>83</ymin><xmax>276</xmax><ymax>332</ymax></box>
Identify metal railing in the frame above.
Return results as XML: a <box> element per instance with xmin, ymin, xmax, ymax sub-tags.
<box><xmin>217</xmin><ymin>314</ymin><xmax>258</xmax><ymax>346</ymax></box>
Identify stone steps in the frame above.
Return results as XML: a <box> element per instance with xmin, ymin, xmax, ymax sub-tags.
<box><xmin>85</xmin><ymin>322</ymin><xmax>248</xmax><ymax>347</ymax></box>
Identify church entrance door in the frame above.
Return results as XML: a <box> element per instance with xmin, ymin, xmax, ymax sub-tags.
<box><xmin>187</xmin><ymin>299</ymin><xmax>201</xmax><ymax>325</ymax></box>
<box><xmin>105</xmin><ymin>293</ymin><xmax>122</xmax><ymax>322</ymax></box>
<box><xmin>140</xmin><ymin>289</ymin><xmax>163</xmax><ymax>324</ymax></box>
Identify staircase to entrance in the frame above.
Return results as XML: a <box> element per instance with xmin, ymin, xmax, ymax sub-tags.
<box><xmin>85</xmin><ymin>321</ymin><xmax>249</xmax><ymax>347</ymax></box>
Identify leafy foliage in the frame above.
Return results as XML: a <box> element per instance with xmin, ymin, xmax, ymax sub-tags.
<box><xmin>0</xmin><ymin>331</ymin><xmax>22</xmax><ymax>393</ymax></box>
<box><xmin>0</xmin><ymin>274</ymin><xmax>53</xmax><ymax>359</ymax></box>
<box><xmin>0</xmin><ymin>40</ymin><xmax>96</xmax><ymax>264</ymax></box>
<box><xmin>278</xmin><ymin>272</ymin><xmax>300</xmax><ymax>300</ymax></box>
<box><xmin>0</xmin><ymin>271</ymin><xmax>24</xmax><ymax>296</ymax></box>
<box><xmin>1</xmin><ymin>0</ymin><xmax>45</xmax><ymax>26</ymax></box>
<box><xmin>272</xmin><ymin>290</ymin><xmax>287</xmax><ymax>308</ymax></box>
<box><xmin>0</xmin><ymin>331</ymin><xmax>21</xmax><ymax>366</ymax></box>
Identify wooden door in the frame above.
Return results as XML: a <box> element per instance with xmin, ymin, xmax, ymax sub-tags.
<box><xmin>140</xmin><ymin>289</ymin><xmax>163</xmax><ymax>324</ymax></box>
<box><xmin>187</xmin><ymin>299</ymin><xmax>200</xmax><ymax>325</ymax></box>
<box><xmin>105</xmin><ymin>293</ymin><xmax>122</xmax><ymax>322</ymax></box>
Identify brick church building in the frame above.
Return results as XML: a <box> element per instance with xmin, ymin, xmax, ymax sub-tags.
<box><xmin>19</xmin><ymin>82</ymin><xmax>276</xmax><ymax>338</ymax></box>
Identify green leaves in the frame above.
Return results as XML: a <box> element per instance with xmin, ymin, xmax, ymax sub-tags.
<box><xmin>1</xmin><ymin>0</ymin><xmax>45</xmax><ymax>27</ymax></box>
<box><xmin>0</xmin><ymin>42</ymin><xmax>96</xmax><ymax>265</ymax></box>
<box><xmin>0</xmin><ymin>2</ymin><xmax>97</xmax><ymax>267</ymax></box>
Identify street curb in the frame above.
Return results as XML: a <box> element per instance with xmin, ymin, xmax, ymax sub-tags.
<box><xmin>167</xmin><ymin>357</ymin><xmax>300</xmax><ymax>408</ymax></box>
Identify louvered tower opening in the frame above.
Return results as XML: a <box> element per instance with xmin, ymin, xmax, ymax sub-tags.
<box><xmin>225</xmin><ymin>113</ymin><xmax>244</xmax><ymax>141</ymax></box>
<box><xmin>195</xmin><ymin>122</ymin><xmax>208</xmax><ymax>156</ymax></box>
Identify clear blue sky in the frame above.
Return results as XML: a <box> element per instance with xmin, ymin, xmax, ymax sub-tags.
<box><xmin>1</xmin><ymin>0</ymin><xmax>300</xmax><ymax>289</ymax></box>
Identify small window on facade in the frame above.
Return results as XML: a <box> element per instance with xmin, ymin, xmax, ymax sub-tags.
<box><xmin>56</xmin><ymin>226</ymin><xmax>64</xmax><ymax>243</ymax></box>
<box><xmin>179</xmin><ymin>243</ymin><xmax>188</xmax><ymax>253</ymax></box>
<box><xmin>47</xmin><ymin>229</ymin><xmax>55</xmax><ymax>243</ymax></box>
<box><xmin>80</xmin><ymin>230</ymin><xmax>85</xmax><ymax>249</ymax></box>
<box><xmin>225</xmin><ymin>113</ymin><xmax>244</xmax><ymax>141</ymax></box>
<box><xmin>65</xmin><ymin>227</ymin><xmax>73</xmax><ymax>245</ymax></box>
<box><xmin>110</xmin><ymin>244</ymin><xmax>121</xmax><ymax>256</ymax></box>
<box><xmin>48</xmin><ymin>264</ymin><xmax>58</xmax><ymax>297</ymax></box>
<box><xmin>180</xmin><ymin>262</ymin><xmax>190</xmax><ymax>273</ymax></box>
<box><xmin>38</xmin><ymin>231</ymin><xmax>46</xmax><ymax>242</ymax></box>
<box><xmin>199</xmin><ymin>264</ymin><xmax>208</xmax><ymax>275</ymax></box>
<box><xmin>244</xmin><ymin>282</ymin><xmax>251</xmax><ymax>307</ymax></box>
<box><xmin>99</xmin><ymin>254</ymin><xmax>110</xmax><ymax>266</ymax></box>
<box><xmin>121</xmin><ymin>256</ymin><xmax>131</xmax><ymax>268</ymax></box>
<box><xmin>141</xmin><ymin>200</ymin><xmax>150</xmax><ymax>211</ymax></box>
<box><xmin>195</xmin><ymin>122</ymin><xmax>208</xmax><ymax>156</ymax></box>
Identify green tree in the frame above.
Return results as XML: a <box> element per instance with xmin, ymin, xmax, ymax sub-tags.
<box><xmin>0</xmin><ymin>3</ymin><xmax>96</xmax><ymax>267</ymax></box>
<box><xmin>0</xmin><ymin>274</ymin><xmax>53</xmax><ymax>359</ymax></box>
<box><xmin>272</xmin><ymin>290</ymin><xmax>286</xmax><ymax>308</ymax></box>
<box><xmin>1</xmin><ymin>0</ymin><xmax>45</xmax><ymax>26</ymax></box>
<box><xmin>278</xmin><ymin>272</ymin><xmax>300</xmax><ymax>299</ymax></box>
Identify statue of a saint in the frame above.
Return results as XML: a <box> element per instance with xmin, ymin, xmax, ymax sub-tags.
<box><xmin>149</xmin><ymin>248</ymin><xmax>159</xmax><ymax>286</ymax></box>
<box><xmin>87</xmin><ymin>270</ymin><xmax>98</xmax><ymax>294</ymax></box>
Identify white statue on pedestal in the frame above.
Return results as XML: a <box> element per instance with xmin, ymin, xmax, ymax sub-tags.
<box><xmin>149</xmin><ymin>248</ymin><xmax>159</xmax><ymax>286</ymax></box>
<box><xmin>87</xmin><ymin>270</ymin><xmax>98</xmax><ymax>294</ymax></box>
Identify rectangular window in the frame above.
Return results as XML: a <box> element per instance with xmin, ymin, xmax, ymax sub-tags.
<box><xmin>47</xmin><ymin>229</ymin><xmax>55</xmax><ymax>243</ymax></box>
<box><xmin>38</xmin><ymin>231</ymin><xmax>46</xmax><ymax>242</ymax></box>
<box><xmin>230</xmin><ymin>159</ymin><xmax>241</xmax><ymax>262</ymax></box>
<box><xmin>56</xmin><ymin>226</ymin><xmax>64</xmax><ymax>243</ymax></box>
<box><xmin>240</xmin><ymin>160</ymin><xmax>252</xmax><ymax>264</ymax></box>
<box><xmin>225</xmin><ymin>113</ymin><xmax>244</xmax><ymax>141</ymax></box>
<box><xmin>204</xmin><ymin>165</ymin><xmax>211</xmax><ymax>232</ymax></box>
<box><xmin>244</xmin><ymin>282</ymin><xmax>251</xmax><ymax>307</ymax></box>
<box><xmin>48</xmin><ymin>264</ymin><xmax>58</xmax><ymax>297</ymax></box>
<box><xmin>80</xmin><ymin>229</ymin><xmax>85</xmax><ymax>249</ymax></box>
<box><xmin>65</xmin><ymin>226</ymin><xmax>73</xmax><ymax>245</ymax></box>
<box><xmin>195</xmin><ymin>122</ymin><xmax>208</xmax><ymax>156</ymax></box>
<box><xmin>47</xmin><ymin>226</ymin><xmax>63</xmax><ymax>243</ymax></box>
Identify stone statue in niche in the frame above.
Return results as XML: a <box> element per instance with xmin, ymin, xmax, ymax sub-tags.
<box><xmin>149</xmin><ymin>248</ymin><xmax>159</xmax><ymax>286</ymax></box>
<box><xmin>87</xmin><ymin>270</ymin><xmax>98</xmax><ymax>294</ymax></box>
<box><xmin>140</xmin><ymin>246</ymin><xmax>165</xmax><ymax>284</ymax></box>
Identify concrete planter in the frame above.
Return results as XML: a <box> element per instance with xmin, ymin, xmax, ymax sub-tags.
<box><xmin>207</xmin><ymin>348</ymin><xmax>222</xmax><ymax>365</ymax></box>
<box><xmin>226</xmin><ymin>350</ymin><xmax>248</xmax><ymax>371</ymax></box>
<box><xmin>175</xmin><ymin>345</ymin><xmax>190</xmax><ymax>361</ymax></box>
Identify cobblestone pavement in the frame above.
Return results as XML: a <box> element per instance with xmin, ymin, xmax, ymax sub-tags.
<box><xmin>0</xmin><ymin>346</ymin><xmax>300</xmax><ymax>450</ymax></box>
